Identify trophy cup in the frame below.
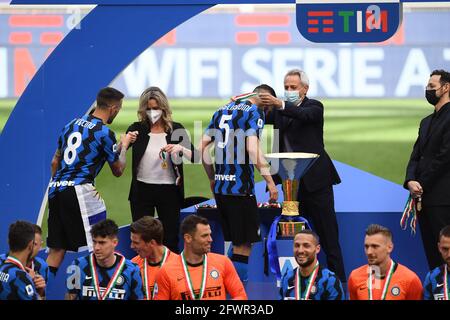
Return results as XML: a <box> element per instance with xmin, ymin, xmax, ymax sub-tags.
<box><xmin>265</xmin><ymin>152</ymin><xmax>319</xmax><ymax>281</ymax></box>
<box><xmin>265</xmin><ymin>152</ymin><xmax>319</xmax><ymax>237</ymax></box>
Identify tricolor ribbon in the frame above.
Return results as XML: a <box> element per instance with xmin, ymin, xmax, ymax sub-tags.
<box><xmin>267</xmin><ymin>215</ymin><xmax>311</xmax><ymax>282</ymax></box>
<box><xmin>368</xmin><ymin>260</ymin><xmax>396</xmax><ymax>300</ymax></box>
<box><xmin>5</xmin><ymin>256</ymin><xmax>25</xmax><ymax>271</ymax></box>
<box><xmin>89</xmin><ymin>253</ymin><xmax>126</xmax><ymax>301</ymax></box>
<box><xmin>181</xmin><ymin>252</ymin><xmax>208</xmax><ymax>300</ymax></box>
<box><xmin>400</xmin><ymin>195</ymin><xmax>418</xmax><ymax>235</ymax></box>
<box><xmin>295</xmin><ymin>261</ymin><xmax>319</xmax><ymax>300</ymax></box>
<box><xmin>230</xmin><ymin>92</ymin><xmax>258</xmax><ymax>102</ymax></box>
<box><xmin>144</xmin><ymin>247</ymin><xmax>168</xmax><ymax>300</ymax></box>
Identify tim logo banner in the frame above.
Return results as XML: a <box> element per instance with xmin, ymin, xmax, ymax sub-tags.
<box><xmin>296</xmin><ymin>0</ymin><xmax>401</xmax><ymax>43</ymax></box>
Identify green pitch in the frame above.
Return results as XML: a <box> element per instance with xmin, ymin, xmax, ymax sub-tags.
<box><xmin>0</xmin><ymin>98</ymin><xmax>430</xmax><ymax>229</ymax></box>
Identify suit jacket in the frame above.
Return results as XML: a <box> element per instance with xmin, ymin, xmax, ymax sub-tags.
<box><xmin>265</xmin><ymin>97</ymin><xmax>341</xmax><ymax>192</ymax></box>
<box><xmin>404</xmin><ymin>102</ymin><xmax>450</xmax><ymax>206</ymax></box>
<box><xmin>126</xmin><ymin>121</ymin><xmax>195</xmax><ymax>205</ymax></box>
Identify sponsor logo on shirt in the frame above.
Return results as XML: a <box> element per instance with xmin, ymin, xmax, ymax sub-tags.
<box><xmin>215</xmin><ymin>174</ymin><xmax>236</xmax><ymax>182</ymax></box>
<box><xmin>82</xmin><ymin>286</ymin><xmax>126</xmax><ymax>300</ymax></box>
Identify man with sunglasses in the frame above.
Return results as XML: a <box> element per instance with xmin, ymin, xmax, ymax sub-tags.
<box><xmin>404</xmin><ymin>69</ymin><xmax>450</xmax><ymax>270</ymax></box>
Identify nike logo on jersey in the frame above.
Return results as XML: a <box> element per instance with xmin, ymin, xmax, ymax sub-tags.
<box><xmin>436</xmin><ymin>283</ymin><xmax>444</xmax><ymax>287</ymax></box>
<box><xmin>287</xmin><ymin>285</ymin><xmax>295</xmax><ymax>290</ymax></box>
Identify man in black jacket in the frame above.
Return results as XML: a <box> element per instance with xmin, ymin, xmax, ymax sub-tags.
<box><xmin>259</xmin><ymin>69</ymin><xmax>345</xmax><ymax>283</ymax></box>
<box><xmin>404</xmin><ymin>69</ymin><xmax>450</xmax><ymax>270</ymax></box>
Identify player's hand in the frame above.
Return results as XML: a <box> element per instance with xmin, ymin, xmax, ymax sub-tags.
<box><xmin>407</xmin><ymin>180</ymin><xmax>423</xmax><ymax>197</ymax></box>
<box><xmin>33</xmin><ymin>274</ymin><xmax>46</xmax><ymax>299</ymax></box>
<box><xmin>25</xmin><ymin>266</ymin><xmax>36</xmax><ymax>279</ymax></box>
<box><xmin>268</xmin><ymin>183</ymin><xmax>278</xmax><ymax>202</ymax></box>
<box><xmin>33</xmin><ymin>274</ymin><xmax>46</xmax><ymax>291</ymax></box>
<box><xmin>162</xmin><ymin>144</ymin><xmax>184</xmax><ymax>156</ymax></box>
<box><xmin>127</xmin><ymin>131</ymin><xmax>138</xmax><ymax>144</ymax></box>
<box><xmin>259</xmin><ymin>92</ymin><xmax>283</xmax><ymax>109</ymax></box>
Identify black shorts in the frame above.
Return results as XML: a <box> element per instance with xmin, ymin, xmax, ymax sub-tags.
<box><xmin>47</xmin><ymin>185</ymin><xmax>106</xmax><ymax>252</ymax></box>
<box><xmin>214</xmin><ymin>194</ymin><xmax>260</xmax><ymax>245</ymax></box>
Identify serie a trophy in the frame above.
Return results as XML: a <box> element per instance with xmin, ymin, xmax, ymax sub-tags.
<box><xmin>265</xmin><ymin>152</ymin><xmax>319</xmax><ymax>282</ymax></box>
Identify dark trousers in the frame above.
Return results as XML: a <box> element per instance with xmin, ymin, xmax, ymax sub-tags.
<box><xmin>130</xmin><ymin>181</ymin><xmax>181</xmax><ymax>253</ymax></box>
<box><xmin>418</xmin><ymin>205</ymin><xmax>450</xmax><ymax>270</ymax></box>
<box><xmin>298</xmin><ymin>184</ymin><xmax>346</xmax><ymax>282</ymax></box>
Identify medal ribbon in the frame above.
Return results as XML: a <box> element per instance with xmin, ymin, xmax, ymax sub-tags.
<box><xmin>444</xmin><ymin>264</ymin><xmax>449</xmax><ymax>301</ymax></box>
<box><xmin>181</xmin><ymin>252</ymin><xmax>207</xmax><ymax>300</ymax></box>
<box><xmin>231</xmin><ymin>92</ymin><xmax>258</xmax><ymax>102</ymax></box>
<box><xmin>400</xmin><ymin>195</ymin><xmax>418</xmax><ymax>234</ymax></box>
<box><xmin>368</xmin><ymin>260</ymin><xmax>395</xmax><ymax>300</ymax></box>
<box><xmin>143</xmin><ymin>247</ymin><xmax>168</xmax><ymax>300</ymax></box>
<box><xmin>295</xmin><ymin>261</ymin><xmax>319</xmax><ymax>300</ymax></box>
<box><xmin>159</xmin><ymin>150</ymin><xmax>166</xmax><ymax>161</ymax></box>
<box><xmin>5</xmin><ymin>256</ymin><xmax>25</xmax><ymax>271</ymax></box>
<box><xmin>90</xmin><ymin>253</ymin><xmax>126</xmax><ymax>301</ymax></box>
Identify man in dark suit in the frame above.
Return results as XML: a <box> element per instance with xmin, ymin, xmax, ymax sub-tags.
<box><xmin>259</xmin><ymin>69</ymin><xmax>345</xmax><ymax>282</ymax></box>
<box><xmin>404</xmin><ymin>69</ymin><xmax>450</xmax><ymax>270</ymax></box>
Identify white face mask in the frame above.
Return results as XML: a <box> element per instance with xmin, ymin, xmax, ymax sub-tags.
<box><xmin>146</xmin><ymin>109</ymin><xmax>162</xmax><ymax>124</ymax></box>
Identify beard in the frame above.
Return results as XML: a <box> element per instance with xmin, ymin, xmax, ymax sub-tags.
<box><xmin>296</xmin><ymin>254</ymin><xmax>315</xmax><ymax>268</ymax></box>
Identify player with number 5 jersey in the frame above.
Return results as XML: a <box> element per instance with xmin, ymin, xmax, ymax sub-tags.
<box><xmin>46</xmin><ymin>88</ymin><xmax>136</xmax><ymax>281</ymax></box>
<box><xmin>200</xmin><ymin>85</ymin><xmax>278</xmax><ymax>286</ymax></box>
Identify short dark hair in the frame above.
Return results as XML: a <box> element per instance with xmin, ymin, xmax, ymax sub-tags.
<box><xmin>130</xmin><ymin>216</ymin><xmax>164</xmax><ymax>244</ymax></box>
<box><xmin>180</xmin><ymin>215</ymin><xmax>209</xmax><ymax>237</ymax></box>
<box><xmin>294</xmin><ymin>229</ymin><xmax>320</xmax><ymax>245</ymax></box>
<box><xmin>253</xmin><ymin>84</ymin><xmax>277</xmax><ymax>98</ymax></box>
<box><xmin>430</xmin><ymin>69</ymin><xmax>450</xmax><ymax>85</ymax></box>
<box><xmin>366</xmin><ymin>224</ymin><xmax>393</xmax><ymax>242</ymax></box>
<box><xmin>439</xmin><ymin>225</ymin><xmax>450</xmax><ymax>241</ymax></box>
<box><xmin>33</xmin><ymin>224</ymin><xmax>42</xmax><ymax>235</ymax></box>
<box><xmin>8</xmin><ymin>221</ymin><xmax>35</xmax><ymax>252</ymax></box>
<box><xmin>90</xmin><ymin>219</ymin><xmax>119</xmax><ymax>239</ymax></box>
<box><xmin>96</xmin><ymin>87</ymin><xmax>124</xmax><ymax>109</ymax></box>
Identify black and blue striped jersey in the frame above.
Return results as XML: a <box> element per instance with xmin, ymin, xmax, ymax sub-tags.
<box><xmin>205</xmin><ymin>100</ymin><xmax>264</xmax><ymax>195</ymax></box>
<box><xmin>49</xmin><ymin>115</ymin><xmax>119</xmax><ymax>198</ymax></box>
<box><xmin>423</xmin><ymin>265</ymin><xmax>449</xmax><ymax>300</ymax></box>
<box><xmin>66</xmin><ymin>253</ymin><xmax>143</xmax><ymax>300</ymax></box>
<box><xmin>0</xmin><ymin>254</ymin><xmax>49</xmax><ymax>285</ymax></box>
<box><xmin>280</xmin><ymin>265</ymin><xmax>345</xmax><ymax>300</ymax></box>
<box><xmin>0</xmin><ymin>257</ymin><xmax>38</xmax><ymax>300</ymax></box>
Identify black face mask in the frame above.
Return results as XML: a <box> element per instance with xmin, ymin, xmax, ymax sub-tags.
<box><xmin>425</xmin><ymin>89</ymin><xmax>440</xmax><ymax>106</ymax></box>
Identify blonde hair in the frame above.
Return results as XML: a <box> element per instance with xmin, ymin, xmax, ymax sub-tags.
<box><xmin>138</xmin><ymin>86</ymin><xmax>173</xmax><ymax>132</ymax></box>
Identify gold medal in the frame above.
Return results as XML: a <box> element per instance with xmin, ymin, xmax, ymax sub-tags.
<box><xmin>159</xmin><ymin>150</ymin><xmax>168</xmax><ymax>169</ymax></box>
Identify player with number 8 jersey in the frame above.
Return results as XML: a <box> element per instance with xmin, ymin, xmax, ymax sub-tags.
<box><xmin>46</xmin><ymin>88</ymin><xmax>135</xmax><ymax>279</ymax></box>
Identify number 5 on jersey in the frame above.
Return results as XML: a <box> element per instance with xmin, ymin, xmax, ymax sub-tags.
<box><xmin>218</xmin><ymin>114</ymin><xmax>233</xmax><ymax>149</ymax></box>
